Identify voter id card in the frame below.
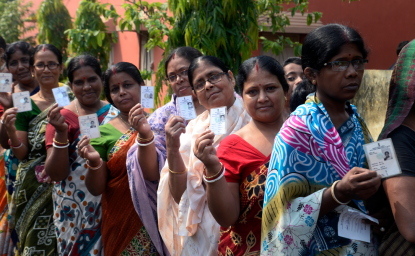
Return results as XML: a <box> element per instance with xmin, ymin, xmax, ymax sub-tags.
<box><xmin>52</xmin><ymin>87</ymin><xmax>71</xmax><ymax>107</ymax></box>
<box><xmin>178</xmin><ymin>96</ymin><xmax>197</xmax><ymax>120</ymax></box>
<box><xmin>210</xmin><ymin>106</ymin><xmax>227</xmax><ymax>135</ymax></box>
<box><xmin>0</xmin><ymin>73</ymin><xmax>12</xmax><ymax>92</ymax></box>
<box><xmin>12</xmin><ymin>91</ymin><xmax>32</xmax><ymax>113</ymax></box>
<box><xmin>78</xmin><ymin>114</ymin><xmax>101</xmax><ymax>139</ymax></box>
<box><xmin>141</xmin><ymin>86</ymin><xmax>155</xmax><ymax>108</ymax></box>
<box><xmin>363</xmin><ymin>138</ymin><xmax>402</xmax><ymax>178</ymax></box>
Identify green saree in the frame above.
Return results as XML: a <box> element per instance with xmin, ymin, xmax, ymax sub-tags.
<box><xmin>12</xmin><ymin>103</ymin><xmax>57</xmax><ymax>255</ymax></box>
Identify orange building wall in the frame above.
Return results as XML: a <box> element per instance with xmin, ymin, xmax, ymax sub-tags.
<box><xmin>307</xmin><ymin>0</ymin><xmax>415</xmax><ymax>69</ymax></box>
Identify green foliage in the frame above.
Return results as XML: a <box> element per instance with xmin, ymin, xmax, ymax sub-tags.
<box><xmin>37</xmin><ymin>0</ymin><xmax>73</xmax><ymax>80</ymax></box>
<box><xmin>0</xmin><ymin>0</ymin><xmax>35</xmax><ymax>44</ymax></box>
<box><xmin>119</xmin><ymin>0</ymin><xmax>173</xmax><ymax>106</ymax></box>
<box><xmin>65</xmin><ymin>0</ymin><xmax>119</xmax><ymax>74</ymax></box>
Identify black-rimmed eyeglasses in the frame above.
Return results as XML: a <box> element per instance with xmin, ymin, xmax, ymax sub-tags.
<box><xmin>323</xmin><ymin>59</ymin><xmax>368</xmax><ymax>72</ymax></box>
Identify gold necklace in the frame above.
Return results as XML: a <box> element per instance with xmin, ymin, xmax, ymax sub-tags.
<box><xmin>119</xmin><ymin>114</ymin><xmax>131</xmax><ymax>127</ymax></box>
<box><xmin>38</xmin><ymin>93</ymin><xmax>54</xmax><ymax>101</ymax></box>
<box><xmin>75</xmin><ymin>99</ymin><xmax>81</xmax><ymax>116</ymax></box>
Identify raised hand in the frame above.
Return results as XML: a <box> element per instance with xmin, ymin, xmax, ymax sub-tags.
<box><xmin>47</xmin><ymin>103</ymin><xmax>68</xmax><ymax>133</ymax></box>
<box><xmin>128</xmin><ymin>103</ymin><xmax>152</xmax><ymax>138</ymax></box>
<box><xmin>336</xmin><ymin>167</ymin><xmax>382</xmax><ymax>201</ymax></box>
<box><xmin>165</xmin><ymin>116</ymin><xmax>186</xmax><ymax>152</ymax></box>
<box><xmin>193</xmin><ymin>130</ymin><xmax>220</xmax><ymax>169</ymax></box>
<box><xmin>0</xmin><ymin>82</ymin><xmax>17</xmax><ymax>110</ymax></box>
<box><xmin>77</xmin><ymin>136</ymin><xmax>101</xmax><ymax>166</ymax></box>
<box><xmin>2</xmin><ymin>107</ymin><xmax>18</xmax><ymax>136</ymax></box>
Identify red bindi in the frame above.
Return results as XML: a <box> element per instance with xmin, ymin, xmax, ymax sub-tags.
<box><xmin>83</xmin><ymin>77</ymin><xmax>86</xmax><ymax>80</ymax></box>
<box><xmin>349</xmin><ymin>54</ymin><xmax>351</xmax><ymax>56</ymax></box>
<box><xmin>259</xmin><ymin>84</ymin><xmax>261</xmax><ymax>86</ymax></box>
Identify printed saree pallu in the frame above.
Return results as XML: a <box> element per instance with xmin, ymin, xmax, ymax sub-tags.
<box><xmin>12</xmin><ymin>105</ymin><xmax>57</xmax><ymax>255</ymax></box>
<box><xmin>52</xmin><ymin>105</ymin><xmax>115</xmax><ymax>256</ymax></box>
<box><xmin>157</xmin><ymin>97</ymin><xmax>251</xmax><ymax>256</ymax></box>
<box><xmin>218</xmin><ymin>160</ymin><xmax>269</xmax><ymax>256</ymax></box>
<box><xmin>102</xmin><ymin>128</ymin><xmax>157</xmax><ymax>256</ymax></box>
<box><xmin>261</xmin><ymin>96</ymin><xmax>378</xmax><ymax>256</ymax></box>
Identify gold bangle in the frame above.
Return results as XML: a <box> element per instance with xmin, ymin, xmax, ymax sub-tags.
<box><xmin>53</xmin><ymin>138</ymin><xmax>69</xmax><ymax>145</ymax></box>
<box><xmin>204</xmin><ymin>163</ymin><xmax>224</xmax><ymax>180</ymax></box>
<box><xmin>331</xmin><ymin>180</ymin><xmax>350</xmax><ymax>205</ymax></box>
<box><xmin>137</xmin><ymin>131</ymin><xmax>155</xmax><ymax>142</ymax></box>
<box><xmin>169</xmin><ymin>168</ymin><xmax>187</xmax><ymax>174</ymax></box>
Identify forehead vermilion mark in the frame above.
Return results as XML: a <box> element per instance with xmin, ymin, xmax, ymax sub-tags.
<box><xmin>173</xmin><ymin>53</ymin><xmax>175</xmax><ymax>59</ymax></box>
<box><xmin>113</xmin><ymin>66</ymin><xmax>116</xmax><ymax>76</ymax></box>
<box><xmin>256</xmin><ymin>60</ymin><xmax>259</xmax><ymax>72</ymax></box>
<box><xmin>43</xmin><ymin>46</ymin><xmax>46</xmax><ymax>52</ymax></box>
<box><xmin>80</xmin><ymin>59</ymin><xmax>84</xmax><ymax>66</ymax></box>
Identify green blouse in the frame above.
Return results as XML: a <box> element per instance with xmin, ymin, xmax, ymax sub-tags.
<box><xmin>90</xmin><ymin>123</ymin><xmax>122</xmax><ymax>162</ymax></box>
<box><xmin>15</xmin><ymin>99</ymin><xmax>42</xmax><ymax>131</ymax></box>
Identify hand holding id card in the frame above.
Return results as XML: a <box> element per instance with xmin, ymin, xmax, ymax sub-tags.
<box><xmin>79</xmin><ymin>114</ymin><xmax>101</xmax><ymax>139</ymax></box>
<box><xmin>52</xmin><ymin>87</ymin><xmax>70</xmax><ymax>107</ymax></box>
<box><xmin>0</xmin><ymin>73</ymin><xmax>12</xmax><ymax>93</ymax></box>
<box><xmin>363</xmin><ymin>138</ymin><xmax>402</xmax><ymax>178</ymax></box>
<box><xmin>210</xmin><ymin>107</ymin><xmax>227</xmax><ymax>135</ymax></box>
<box><xmin>141</xmin><ymin>86</ymin><xmax>155</xmax><ymax>109</ymax></box>
<box><xmin>12</xmin><ymin>91</ymin><xmax>32</xmax><ymax>113</ymax></box>
<box><xmin>178</xmin><ymin>96</ymin><xmax>197</xmax><ymax>120</ymax></box>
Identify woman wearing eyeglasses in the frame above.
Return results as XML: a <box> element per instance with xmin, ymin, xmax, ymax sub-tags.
<box><xmin>0</xmin><ymin>44</ymin><xmax>71</xmax><ymax>255</ymax></box>
<box><xmin>261</xmin><ymin>24</ymin><xmax>383</xmax><ymax>255</ymax></box>
<box><xmin>158</xmin><ymin>56</ymin><xmax>251</xmax><ymax>255</ymax></box>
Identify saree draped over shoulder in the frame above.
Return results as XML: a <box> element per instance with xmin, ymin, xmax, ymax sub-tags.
<box><xmin>261</xmin><ymin>95</ymin><xmax>377</xmax><ymax>256</ymax></box>
<box><xmin>377</xmin><ymin>40</ymin><xmax>415</xmax><ymax>256</ymax></box>
<box><xmin>157</xmin><ymin>97</ymin><xmax>251</xmax><ymax>256</ymax></box>
<box><xmin>102</xmin><ymin>128</ymin><xmax>158</xmax><ymax>256</ymax></box>
<box><xmin>126</xmin><ymin>134</ymin><xmax>170</xmax><ymax>255</ymax></box>
<box><xmin>45</xmin><ymin>104</ymin><xmax>117</xmax><ymax>256</ymax></box>
<box><xmin>217</xmin><ymin>134</ymin><xmax>270</xmax><ymax>256</ymax></box>
<box><xmin>13</xmin><ymin>105</ymin><xmax>59</xmax><ymax>255</ymax></box>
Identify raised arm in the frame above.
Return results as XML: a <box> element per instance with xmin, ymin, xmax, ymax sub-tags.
<box><xmin>2</xmin><ymin>107</ymin><xmax>29</xmax><ymax>160</ymax></box>
<box><xmin>194</xmin><ymin>130</ymin><xmax>240</xmax><ymax>227</ymax></box>
<box><xmin>44</xmin><ymin>104</ymin><xmax>70</xmax><ymax>182</ymax></box>
<box><xmin>165</xmin><ymin>115</ymin><xmax>187</xmax><ymax>204</ymax></box>
<box><xmin>129</xmin><ymin>103</ymin><xmax>159</xmax><ymax>181</ymax></box>
<box><xmin>78</xmin><ymin>136</ymin><xmax>108</xmax><ymax>196</ymax></box>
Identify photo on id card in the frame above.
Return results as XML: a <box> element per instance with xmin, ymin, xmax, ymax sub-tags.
<box><xmin>0</xmin><ymin>73</ymin><xmax>12</xmax><ymax>92</ymax></box>
<box><xmin>52</xmin><ymin>87</ymin><xmax>71</xmax><ymax>107</ymax></box>
<box><xmin>178</xmin><ymin>96</ymin><xmax>197</xmax><ymax>120</ymax></box>
<box><xmin>210</xmin><ymin>106</ymin><xmax>226</xmax><ymax>135</ymax></box>
<box><xmin>79</xmin><ymin>114</ymin><xmax>101</xmax><ymax>139</ymax></box>
<box><xmin>12</xmin><ymin>91</ymin><xmax>32</xmax><ymax>113</ymax></box>
<box><xmin>363</xmin><ymin>138</ymin><xmax>402</xmax><ymax>178</ymax></box>
<box><xmin>141</xmin><ymin>86</ymin><xmax>154</xmax><ymax>109</ymax></box>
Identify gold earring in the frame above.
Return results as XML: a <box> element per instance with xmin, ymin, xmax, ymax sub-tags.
<box><xmin>32</xmin><ymin>74</ymin><xmax>34</xmax><ymax>78</ymax></box>
<box><xmin>285</xmin><ymin>96</ymin><xmax>287</xmax><ymax>101</ymax></box>
<box><xmin>312</xmin><ymin>80</ymin><xmax>316</xmax><ymax>85</ymax></box>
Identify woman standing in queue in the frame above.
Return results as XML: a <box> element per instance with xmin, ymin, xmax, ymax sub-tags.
<box><xmin>158</xmin><ymin>56</ymin><xmax>251</xmax><ymax>255</ymax></box>
<box><xmin>127</xmin><ymin>47</ymin><xmax>205</xmax><ymax>254</ymax></box>
<box><xmin>0</xmin><ymin>43</ymin><xmax>40</xmax><ymax>237</ymax></box>
<box><xmin>261</xmin><ymin>24</ymin><xmax>383</xmax><ymax>255</ymax></box>
<box><xmin>77</xmin><ymin>62</ymin><xmax>167</xmax><ymax>255</ymax></box>
<box><xmin>0</xmin><ymin>44</ymin><xmax>71</xmax><ymax>255</ymax></box>
<box><xmin>193</xmin><ymin>56</ymin><xmax>288</xmax><ymax>255</ymax></box>
<box><xmin>44</xmin><ymin>55</ymin><xmax>118</xmax><ymax>255</ymax></box>
<box><xmin>378</xmin><ymin>40</ymin><xmax>415</xmax><ymax>255</ymax></box>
